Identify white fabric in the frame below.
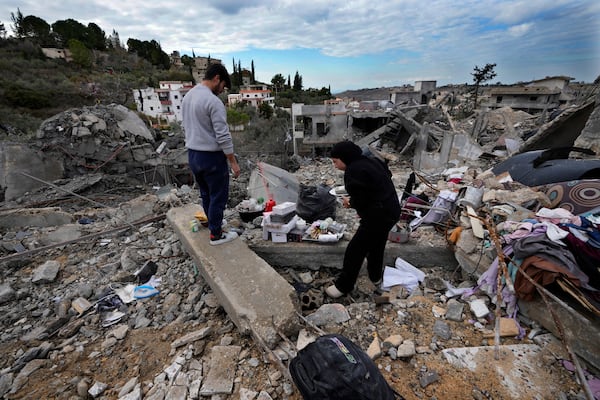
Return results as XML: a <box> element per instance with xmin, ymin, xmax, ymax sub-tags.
<box><xmin>382</xmin><ymin>257</ymin><xmax>425</xmax><ymax>292</ymax></box>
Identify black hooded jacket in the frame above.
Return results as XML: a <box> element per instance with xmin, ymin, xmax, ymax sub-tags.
<box><xmin>331</xmin><ymin>141</ymin><xmax>401</xmax><ymax>221</ymax></box>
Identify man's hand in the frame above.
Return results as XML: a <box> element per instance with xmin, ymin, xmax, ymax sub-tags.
<box><xmin>226</xmin><ymin>153</ymin><xmax>241</xmax><ymax>178</ymax></box>
<box><xmin>231</xmin><ymin>162</ymin><xmax>241</xmax><ymax>178</ymax></box>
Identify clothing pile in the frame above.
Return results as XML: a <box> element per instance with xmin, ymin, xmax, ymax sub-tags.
<box><xmin>465</xmin><ymin>207</ymin><xmax>600</xmax><ymax>323</ymax></box>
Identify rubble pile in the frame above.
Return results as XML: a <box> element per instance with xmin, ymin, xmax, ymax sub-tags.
<box><xmin>0</xmin><ymin>95</ymin><xmax>599</xmax><ymax>399</ymax></box>
<box><xmin>0</xmin><ymin>156</ymin><xmax>595</xmax><ymax>399</ymax></box>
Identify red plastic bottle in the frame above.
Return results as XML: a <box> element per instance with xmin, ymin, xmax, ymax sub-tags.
<box><xmin>264</xmin><ymin>198</ymin><xmax>276</xmax><ymax>212</ymax></box>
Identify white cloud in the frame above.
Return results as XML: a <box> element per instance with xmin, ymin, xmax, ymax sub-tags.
<box><xmin>507</xmin><ymin>22</ymin><xmax>533</xmax><ymax>37</ymax></box>
<box><xmin>2</xmin><ymin>0</ymin><xmax>598</xmax><ymax>89</ymax></box>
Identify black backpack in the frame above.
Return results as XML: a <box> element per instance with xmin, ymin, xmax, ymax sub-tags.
<box><xmin>289</xmin><ymin>334</ymin><xmax>403</xmax><ymax>400</ymax></box>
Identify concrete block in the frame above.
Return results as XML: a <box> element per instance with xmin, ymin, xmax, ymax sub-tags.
<box><xmin>167</xmin><ymin>204</ymin><xmax>301</xmax><ymax>349</ymax></box>
<box><xmin>199</xmin><ymin>345</ymin><xmax>240</xmax><ymax>396</ymax></box>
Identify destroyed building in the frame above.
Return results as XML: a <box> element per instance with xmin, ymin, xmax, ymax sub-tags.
<box><xmin>0</xmin><ymin>77</ymin><xmax>599</xmax><ymax>399</ymax></box>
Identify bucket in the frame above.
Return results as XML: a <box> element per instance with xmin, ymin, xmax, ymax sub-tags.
<box><xmin>388</xmin><ymin>223</ymin><xmax>410</xmax><ymax>243</ymax></box>
<box><xmin>458</xmin><ymin>186</ymin><xmax>484</xmax><ymax>209</ymax></box>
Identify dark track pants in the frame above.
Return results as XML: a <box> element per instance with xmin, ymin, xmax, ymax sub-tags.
<box><xmin>188</xmin><ymin>149</ymin><xmax>229</xmax><ymax>237</ymax></box>
<box><xmin>335</xmin><ymin>216</ymin><xmax>397</xmax><ymax>294</ymax></box>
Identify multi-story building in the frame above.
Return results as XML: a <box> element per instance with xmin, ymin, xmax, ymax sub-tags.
<box><xmin>132</xmin><ymin>81</ymin><xmax>193</xmax><ymax>124</ymax></box>
<box><xmin>291</xmin><ymin>102</ymin><xmax>348</xmax><ymax>155</ymax></box>
<box><xmin>236</xmin><ymin>84</ymin><xmax>275</xmax><ymax>108</ymax></box>
<box><xmin>191</xmin><ymin>56</ymin><xmax>222</xmax><ymax>83</ymax></box>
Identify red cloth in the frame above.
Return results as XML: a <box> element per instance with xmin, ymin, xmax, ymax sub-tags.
<box><xmin>514</xmin><ymin>255</ymin><xmax>581</xmax><ymax>301</ymax></box>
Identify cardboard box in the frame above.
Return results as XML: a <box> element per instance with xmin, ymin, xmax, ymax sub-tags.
<box><xmin>270</xmin><ymin>210</ymin><xmax>296</xmax><ymax>224</ymax></box>
<box><xmin>271</xmin><ymin>232</ymin><xmax>288</xmax><ymax>243</ymax></box>
<box><xmin>272</xmin><ymin>201</ymin><xmax>296</xmax><ymax>215</ymax></box>
<box><xmin>263</xmin><ymin>214</ymin><xmax>299</xmax><ymax>233</ymax></box>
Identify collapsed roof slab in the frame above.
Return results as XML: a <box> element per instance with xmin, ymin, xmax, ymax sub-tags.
<box><xmin>248</xmin><ymin>240</ymin><xmax>457</xmax><ymax>271</ymax></box>
<box><xmin>167</xmin><ymin>204</ymin><xmax>301</xmax><ymax>349</ymax></box>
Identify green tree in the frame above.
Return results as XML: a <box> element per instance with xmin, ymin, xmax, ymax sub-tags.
<box><xmin>68</xmin><ymin>38</ymin><xmax>92</xmax><ymax>68</ymax></box>
<box><xmin>251</xmin><ymin>60</ymin><xmax>255</xmax><ymax>83</ymax></box>
<box><xmin>85</xmin><ymin>22</ymin><xmax>106</xmax><ymax>50</ymax></box>
<box><xmin>471</xmin><ymin>63</ymin><xmax>497</xmax><ymax>108</ymax></box>
<box><xmin>52</xmin><ymin>19</ymin><xmax>87</xmax><ymax>47</ymax></box>
<box><xmin>271</xmin><ymin>73</ymin><xmax>285</xmax><ymax>96</ymax></box>
<box><xmin>126</xmin><ymin>38</ymin><xmax>170</xmax><ymax>69</ymax></box>
<box><xmin>258</xmin><ymin>102</ymin><xmax>273</xmax><ymax>119</ymax></box>
<box><xmin>181</xmin><ymin>54</ymin><xmax>194</xmax><ymax>66</ymax></box>
<box><xmin>227</xmin><ymin>107</ymin><xmax>250</xmax><ymax>125</ymax></box>
<box><xmin>10</xmin><ymin>9</ymin><xmax>25</xmax><ymax>37</ymax></box>
<box><xmin>21</xmin><ymin>15</ymin><xmax>53</xmax><ymax>45</ymax></box>
<box><xmin>293</xmin><ymin>71</ymin><xmax>302</xmax><ymax>91</ymax></box>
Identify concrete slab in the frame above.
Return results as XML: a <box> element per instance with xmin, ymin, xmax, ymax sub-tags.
<box><xmin>442</xmin><ymin>344</ymin><xmax>566</xmax><ymax>398</ymax></box>
<box><xmin>199</xmin><ymin>345</ymin><xmax>240</xmax><ymax>396</ymax></box>
<box><xmin>249</xmin><ymin>240</ymin><xmax>458</xmax><ymax>270</ymax></box>
<box><xmin>167</xmin><ymin>204</ymin><xmax>301</xmax><ymax>349</ymax></box>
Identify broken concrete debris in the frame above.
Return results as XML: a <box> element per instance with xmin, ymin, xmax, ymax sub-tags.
<box><xmin>1</xmin><ymin>92</ymin><xmax>599</xmax><ymax>399</ymax></box>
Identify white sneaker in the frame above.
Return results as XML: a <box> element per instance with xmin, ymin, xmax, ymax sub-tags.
<box><xmin>325</xmin><ymin>285</ymin><xmax>344</xmax><ymax>298</ymax></box>
<box><xmin>210</xmin><ymin>231</ymin><xmax>238</xmax><ymax>245</ymax></box>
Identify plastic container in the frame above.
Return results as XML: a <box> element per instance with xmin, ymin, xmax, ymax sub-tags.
<box><xmin>318</xmin><ymin>233</ymin><xmax>338</xmax><ymax>242</ymax></box>
<box><xmin>264</xmin><ymin>198</ymin><xmax>276</xmax><ymax>212</ymax></box>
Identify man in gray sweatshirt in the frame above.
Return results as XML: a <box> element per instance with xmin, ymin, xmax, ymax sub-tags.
<box><xmin>182</xmin><ymin>63</ymin><xmax>241</xmax><ymax>245</ymax></box>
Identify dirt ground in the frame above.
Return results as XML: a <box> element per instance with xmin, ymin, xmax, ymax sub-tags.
<box><xmin>0</xmin><ymin>158</ymin><xmax>591</xmax><ymax>400</ymax></box>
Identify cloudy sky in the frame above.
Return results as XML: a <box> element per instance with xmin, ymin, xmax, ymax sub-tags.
<box><xmin>2</xmin><ymin>0</ymin><xmax>599</xmax><ymax>92</ymax></box>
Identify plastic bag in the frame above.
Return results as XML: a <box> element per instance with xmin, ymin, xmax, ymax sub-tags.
<box><xmin>296</xmin><ymin>184</ymin><xmax>336</xmax><ymax>223</ymax></box>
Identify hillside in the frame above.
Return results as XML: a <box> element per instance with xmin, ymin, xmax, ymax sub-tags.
<box><xmin>0</xmin><ymin>38</ymin><xmax>188</xmax><ymax>139</ymax></box>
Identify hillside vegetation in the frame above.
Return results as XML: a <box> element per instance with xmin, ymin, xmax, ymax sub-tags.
<box><xmin>0</xmin><ymin>38</ymin><xmax>194</xmax><ymax>139</ymax></box>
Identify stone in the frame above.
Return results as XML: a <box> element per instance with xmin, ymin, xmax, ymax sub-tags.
<box><xmin>257</xmin><ymin>391</ymin><xmax>274</xmax><ymax>400</ymax></box>
<box><xmin>239</xmin><ymin>388</ymin><xmax>258</xmax><ymax>400</ymax></box>
<box><xmin>482</xmin><ymin>318</ymin><xmax>520</xmax><ymax>338</ymax></box>
<box><xmin>433</xmin><ymin>320</ymin><xmax>452</xmax><ymax>341</ymax></box>
<box><xmin>419</xmin><ymin>370</ymin><xmax>440</xmax><ymax>388</ymax></box>
<box><xmin>118</xmin><ymin>377</ymin><xmax>138</xmax><ymax>397</ymax></box>
<box><xmin>432</xmin><ymin>304</ymin><xmax>446</xmax><ymax>318</ymax></box>
<box><xmin>397</xmin><ymin>340</ymin><xmax>416</xmax><ymax>358</ymax></box>
<box><xmin>199</xmin><ymin>346</ymin><xmax>241</xmax><ymax>395</ymax></box>
<box><xmin>171</xmin><ymin>326</ymin><xmax>212</xmax><ymax>349</ymax></box>
<box><xmin>305</xmin><ymin>303</ymin><xmax>351</xmax><ymax>326</ymax></box>
<box><xmin>165</xmin><ymin>384</ymin><xmax>187</xmax><ymax>399</ymax></box>
<box><xmin>31</xmin><ymin>260</ymin><xmax>60</xmax><ymax>283</ymax></box>
<box><xmin>0</xmin><ymin>283</ymin><xmax>16</xmax><ymax>304</ymax></box>
<box><xmin>445</xmin><ymin>299</ymin><xmax>465</xmax><ymax>322</ymax></box>
<box><xmin>88</xmin><ymin>381</ymin><xmax>108</xmax><ymax>398</ymax></box>
<box><xmin>382</xmin><ymin>334</ymin><xmax>403</xmax><ymax>349</ymax></box>
<box><xmin>111</xmin><ymin>324</ymin><xmax>129</xmax><ymax>340</ymax></box>
<box><xmin>367</xmin><ymin>336</ymin><xmax>382</xmax><ymax>360</ymax></box>
<box><xmin>76</xmin><ymin>378</ymin><xmax>89</xmax><ymax>397</ymax></box>
<box><xmin>469</xmin><ymin>298</ymin><xmax>490</xmax><ymax>318</ymax></box>
<box><xmin>118</xmin><ymin>384</ymin><xmax>142</xmax><ymax>400</ymax></box>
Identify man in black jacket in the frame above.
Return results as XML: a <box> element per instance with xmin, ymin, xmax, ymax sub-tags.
<box><xmin>326</xmin><ymin>141</ymin><xmax>401</xmax><ymax>298</ymax></box>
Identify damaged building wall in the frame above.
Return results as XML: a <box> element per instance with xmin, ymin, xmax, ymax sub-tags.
<box><xmin>574</xmin><ymin>92</ymin><xmax>600</xmax><ymax>156</ymax></box>
<box><xmin>291</xmin><ymin>102</ymin><xmax>348</xmax><ymax>154</ymax></box>
<box><xmin>0</xmin><ymin>142</ymin><xmax>64</xmax><ymax>201</ymax></box>
<box><xmin>520</xmin><ymin>100</ymin><xmax>596</xmax><ymax>152</ymax></box>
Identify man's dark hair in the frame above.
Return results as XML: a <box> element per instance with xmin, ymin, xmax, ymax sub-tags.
<box><xmin>205</xmin><ymin>63</ymin><xmax>231</xmax><ymax>89</ymax></box>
